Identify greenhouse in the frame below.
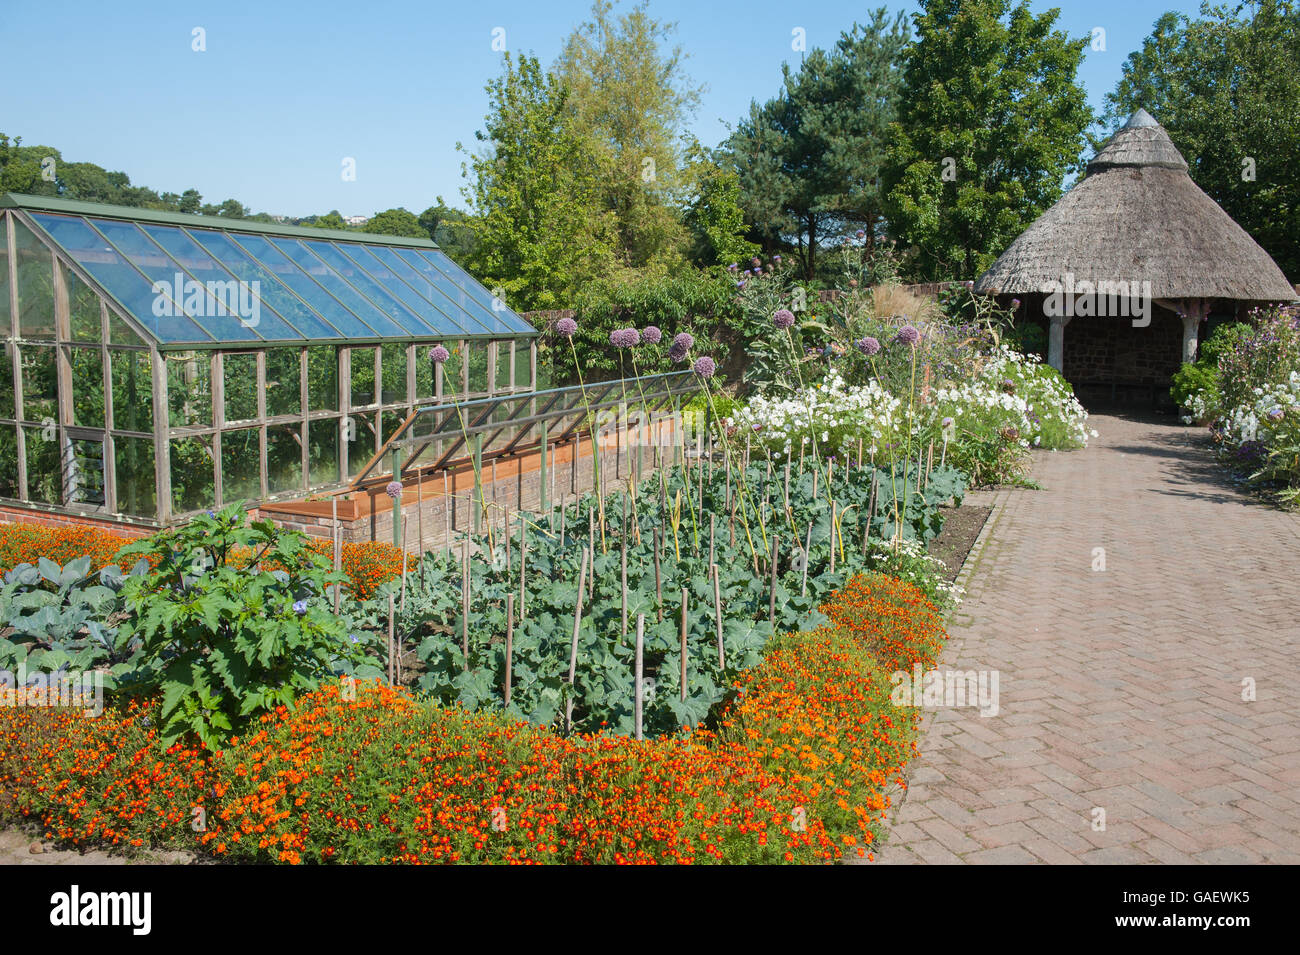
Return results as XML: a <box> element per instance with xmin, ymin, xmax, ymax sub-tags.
<box><xmin>0</xmin><ymin>193</ymin><xmax>539</xmax><ymax>527</ymax></box>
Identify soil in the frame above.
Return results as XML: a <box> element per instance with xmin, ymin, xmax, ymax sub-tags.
<box><xmin>926</xmin><ymin>504</ymin><xmax>992</xmax><ymax>584</ymax></box>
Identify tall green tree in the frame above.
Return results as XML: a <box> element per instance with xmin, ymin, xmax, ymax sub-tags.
<box><xmin>726</xmin><ymin>9</ymin><xmax>911</xmax><ymax>279</ymax></box>
<box><xmin>460</xmin><ymin>53</ymin><xmax>613</xmax><ymax>310</ymax></box>
<box><xmin>881</xmin><ymin>0</ymin><xmax>1092</xmax><ymax>281</ymax></box>
<box><xmin>682</xmin><ymin>149</ymin><xmax>761</xmax><ymax>267</ymax></box>
<box><xmin>1104</xmin><ymin>1</ymin><xmax>1300</xmax><ymax>279</ymax></box>
<box><xmin>362</xmin><ymin>207</ymin><xmax>426</xmax><ymax>238</ymax></box>
<box><xmin>554</xmin><ymin>0</ymin><xmax>702</xmax><ymax>271</ymax></box>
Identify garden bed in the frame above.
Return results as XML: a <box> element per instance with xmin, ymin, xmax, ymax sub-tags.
<box><xmin>925</xmin><ymin>504</ymin><xmax>992</xmax><ymax>583</ymax></box>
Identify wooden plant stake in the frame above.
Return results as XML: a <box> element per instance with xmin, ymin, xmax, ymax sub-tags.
<box><xmin>709</xmin><ymin>513</ymin><xmax>716</xmax><ymax>568</ymax></box>
<box><xmin>461</xmin><ymin>539</ymin><xmax>471</xmax><ymax>671</ymax></box>
<box><xmin>783</xmin><ymin>463</ymin><xmax>790</xmax><ymax>511</ymax></box>
<box><xmin>387</xmin><ymin>593</ymin><xmax>396</xmax><ymax>686</ymax></box>
<box><xmin>620</xmin><ymin>525</ymin><xmax>629</xmax><ymax>642</ymax></box>
<box><xmin>801</xmin><ymin>523</ymin><xmax>813</xmax><ymax>597</ymax></box>
<box><xmin>926</xmin><ymin>440</ymin><xmax>934</xmax><ymax>490</ymax></box>
<box><xmin>710</xmin><ymin>565</ymin><xmax>724</xmax><ymax>670</ymax></box>
<box><xmin>634</xmin><ymin>614</ymin><xmax>645</xmax><ymax>742</ymax></box>
<box><xmin>812</xmin><ymin>467</ymin><xmax>818</xmax><ymax>500</ymax></box>
<box><xmin>857</xmin><ymin>438</ymin><xmax>863</xmax><ymax>470</ymax></box>
<box><xmin>566</xmin><ymin>547</ymin><xmax>589</xmax><ymax>733</ymax></box>
<box><xmin>653</xmin><ymin>527</ymin><xmax>663</xmax><ymax>622</ymax></box>
<box><xmin>768</xmin><ymin>535</ymin><xmax>780</xmax><ymax>625</ymax></box>
<box><xmin>504</xmin><ymin>592</ymin><xmax>514</xmax><ymax>706</ymax></box>
<box><xmin>518</xmin><ymin>518</ymin><xmax>528</xmax><ymax>620</ymax></box>
<box><xmin>679</xmin><ymin>593</ymin><xmax>688</xmax><ymax>702</ymax></box>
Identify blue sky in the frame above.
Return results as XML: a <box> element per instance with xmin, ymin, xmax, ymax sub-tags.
<box><xmin>1</xmin><ymin>0</ymin><xmax>1207</xmax><ymax>218</ymax></box>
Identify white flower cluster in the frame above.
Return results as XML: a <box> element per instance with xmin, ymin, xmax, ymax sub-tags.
<box><xmin>1219</xmin><ymin>372</ymin><xmax>1300</xmax><ymax>446</ymax></box>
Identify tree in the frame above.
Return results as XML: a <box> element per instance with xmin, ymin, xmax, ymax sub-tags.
<box><xmin>362</xmin><ymin>207</ymin><xmax>426</xmax><ymax>238</ymax></box>
<box><xmin>726</xmin><ymin>10</ymin><xmax>911</xmax><ymax>278</ymax></box>
<box><xmin>682</xmin><ymin>149</ymin><xmax>760</xmax><ymax>267</ymax></box>
<box><xmin>554</xmin><ymin>0</ymin><xmax>702</xmax><ymax>270</ymax></box>
<box><xmin>418</xmin><ymin>199</ymin><xmax>479</xmax><ymax>262</ymax></box>
<box><xmin>460</xmin><ymin>52</ymin><xmax>613</xmax><ymax>310</ymax></box>
<box><xmin>1104</xmin><ymin>1</ymin><xmax>1300</xmax><ymax>279</ymax></box>
<box><xmin>301</xmin><ymin>210</ymin><xmax>349</xmax><ymax>231</ymax></box>
<box><xmin>881</xmin><ymin>0</ymin><xmax>1092</xmax><ymax>281</ymax></box>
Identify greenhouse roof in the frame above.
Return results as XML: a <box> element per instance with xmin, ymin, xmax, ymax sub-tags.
<box><xmin>2</xmin><ymin>193</ymin><xmax>536</xmax><ymax>347</ymax></box>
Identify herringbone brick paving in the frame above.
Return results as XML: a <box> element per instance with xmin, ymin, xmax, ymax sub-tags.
<box><xmin>872</xmin><ymin>413</ymin><xmax>1300</xmax><ymax>864</ymax></box>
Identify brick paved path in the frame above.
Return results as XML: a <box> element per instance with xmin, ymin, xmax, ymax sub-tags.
<box><xmin>874</xmin><ymin>413</ymin><xmax>1300</xmax><ymax>864</ymax></box>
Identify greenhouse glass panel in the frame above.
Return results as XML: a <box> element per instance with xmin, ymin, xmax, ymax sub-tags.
<box><xmin>229</xmin><ymin>234</ymin><xmax>379</xmax><ymax>339</ymax></box>
<box><xmin>346</xmin><ymin>245</ymin><xmax>466</xmax><ymax>336</ymax></box>
<box><xmin>135</xmin><ymin>224</ymin><xmax>303</xmax><ymax>342</ymax></box>
<box><xmin>392</xmin><ymin>249</ymin><xmax>504</xmax><ymax>335</ymax></box>
<box><xmin>89</xmin><ymin>219</ymin><xmax>264</xmax><ymax>343</ymax></box>
<box><xmin>14</xmin><ymin>219</ymin><xmax>56</xmax><ymax>340</ymax></box>
<box><xmin>23</xmin><ymin>425</ymin><xmax>59</xmax><ymax>504</ymax></box>
<box><xmin>0</xmin><ymin>343</ymin><xmax>14</xmax><ymax>419</ymax></box>
<box><xmin>221</xmin><ymin>427</ymin><xmax>261</xmax><ymax>503</ymax></box>
<box><xmin>167</xmin><ymin>353</ymin><xmax>212</xmax><ymax>429</ymax></box>
<box><xmin>514</xmin><ymin>338</ymin><xmax>531</xmax><ymax>388</ymax></box>
<box><xmin>307</xmin><ymin>346</ymin><xmax>337</xmax><ymax>411</ymax></box>
<box><xmin>66</xmin><ymin>438</ymin><xmax>106</xmax><ymax>506</ymax></box>
<box><xmin>182</xmin><ymin>229</ymin><xmax>343</xmax><ymax>341</ymax></box>
<box><xmin>494</xmin><ymin>341</ymin><xmax>511</xmax><ymax>391</ymax></box>
<box><xmin>363</xmin><ymin>246</ymin><xmax>491</xmax><ymax>336</ymax></box>
<box><xmin>414</xmin><ymin>344</ymin><xmax>434</xmax><ymax>400</ymax></box>
<box><xmin>20</xmin><ymin>345</ymin><xmax>56</xmax><ymax>422</ymax></box>
<box><xmin>308</xmin><ymin>418</ymin><xmax>339</xmax><ymax>485</ymax></box>
<box><xmin>223</xmin><ymin>353</ymin><xmax>259</xmax><ymax>422</ymax></box>
<box><xmin>170</xmin><ymin>436</ymin><xmax>213</xmax><ymax>513</ymax></box>
<box><xmin>265</xmin><ymin>348</ymin><xmax>301</xmax><ymax>418</ymax></box>
<box><xmin>346</xmin><ymin>414</ymin><xmax>376</xmax><ymax>479</ymax></box>
<box><xmin>0</xmin><ymin>426</ymin><xmax>18</xmax><ymax>499</ymax></box>
<box><xmin>69</xmin><ymin>348</ymin><xmax>105</xmax><ymax>427</ymax></box>
<box><xmin>29</xmin><ymin>214</ymin><xmax>210</xmax><ymax>343</ymax></box>
<box><xmin>110</xmin><ymin>350</ymin><xmax>153</xmax><ymax>434</ymax></box>
<box><xmin>267</xmin><ymin>423</ymin><xmax>303</xmax><ymax>494</ymax></box>
<box><xmin>298</xmin><ymin>240</ymin><xmax>435</xmax><ymax>337</ymax></box>
<box><xmin>266</xmin><ymin>237</ymin><xmax>407</xmax><ymax>338</ymax></box>
<box><xmin>380</xmin><ymin>343</ymin><xmax>406</xmax><ymax>405</ymax></box>
<box><xmin>350</xmin><ymin>347</ymin><xmax>376</xmax><ymax>407</ymax></box>
<box><xmin>421</xmin><ymin>250</ymin><xmax>534</xmax><ymax>335</ymax></box>
<box><xmin>114</xmin><ymin>436</ymin><xmax>156</xmax><ymax>518</ymax></box>
<box><xmin>65</xmin><ymin>262</ymin><xmax>102</xmax><ymax>342</ymax></box>
<box><xmin>0</xmin><ymin>218</ymin><xmax>10</xmax><ymax>332</ymax></box>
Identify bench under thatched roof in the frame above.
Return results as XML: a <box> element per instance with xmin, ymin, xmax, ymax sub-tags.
<box><xmin>974</xmin><ymin>109</ymin><xmax>1296</xmax><ymax>302</ymax></box>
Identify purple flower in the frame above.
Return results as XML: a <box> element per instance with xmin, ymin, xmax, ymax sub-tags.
<box><xmin>642</xmin><ymin>325</ymin><xmax>662</xmax><ymax>345</ymax></box>
<box><xmin>385</xmin><ymin>481</ymin><xmax>403</xmax><ymax>500</ymax></box>
<box><xmin>773</xmin><ymin>308</ymin><xmax>796</xmax><ymax>329</ymax></box>
<box><xmin>1010</xmin><ymin>298</ymin><xmax>1021</xmax><ymax>309</ymax></box>
<box><xmin>430</xmin><ymin>345</ymin><xmax>450</xmax><ymax>364</ymax></box>
<box><xmin>727</xmin><ymin>263</ymin><xmax>738</xmax><ymax>272</ymax></box>
<box><xmin>751</xmin><ymin>257</ymin><xmax>761</xmax><ymax>268</ymax></box>
<box><xmin>1267</xmin><ymin>407</ymin><xmax>1285</xmax><ymax>422</ymax></box>
<box><xmin>941</xmin><ymin>416</ymin><xmax>954</xmax><ymax>429</ymax></box>
<box><xmin>610</xmin><ymin>327</ymin><xmax>639</xmax><ymax>348</ymax></box>
<box><xmin>856</xmin><ymin>336</ymin><xmax>881</xmax><ymax>356</ymax></box>
<box><xmin>293</xmin><ymin>600</ymin><xmax>308</xmax><ymax>616</ymax></box>
<box><xmin>556</xmin><ymin>317</ymin><xmax>578</xmax><ymax>338</ymax></box>
<box><xmin>773</xmin><ymin>254</ymin><xmax>781</xmax><ymax>264</ymax></box>
<box><xmin>693</xmin><ymin>356</ymin><xmax>717</xmax><ymax>378</ymax></box>
<box><xmin>855</xmin><ymin>229</ymin><xmax>866</xmax><ymax>239</ymax></box>
<box><xmin>736</xmin><ymin>281</ymin><xmax>746</xmax><ymax>290</ymax></box>
<box><xmin>895</xmin><ymin>325</ymin><xmax>921</xmax><ymax>347</ymax></box>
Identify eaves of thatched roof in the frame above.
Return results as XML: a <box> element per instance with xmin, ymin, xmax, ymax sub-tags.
<box><xmin>974</xmin><ymin>110</ymin><xmax>1297</xmax><ymax>302</ymax></box>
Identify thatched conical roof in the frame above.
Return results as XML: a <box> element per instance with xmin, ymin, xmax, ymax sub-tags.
<box><xmin>974</xmin><ymin>110</ymin><xmax>1296</xmax><ymax>302</ymax></box>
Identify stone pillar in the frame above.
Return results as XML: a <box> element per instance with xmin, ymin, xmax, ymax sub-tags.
<box><xmin>1180</xmin><ymin>314</ymin><xmax>1201</xmax><ymax>364</ymax></box>
<box><xmin>1048</xmin><ymin>315</ymin><xmax>1071</xmax><ymax>372</ymax></box>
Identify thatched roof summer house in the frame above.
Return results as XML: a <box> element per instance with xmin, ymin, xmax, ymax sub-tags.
<box><xmin>975</xmin><ymin>109</ymin><xmax>1296</xmax><ymax>406</ymax></box>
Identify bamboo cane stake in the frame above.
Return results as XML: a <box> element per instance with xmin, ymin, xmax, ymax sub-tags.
<box><xmin>653</xmin><ymin>526</ymin><xmax>663</xmax><ymax>622</ymax></box>
<box><xmin>518</xmin><ymin>513</ymin><xmax>528</xmax><ymax>620</ymax></box>
<box><xmin>711</xmin><ymin>565</ymin><xmax>724</xmax><ymax>670</ymax></box>
<box><xmin>830</xmin><ymin>502</ymin><xmax>837</xmax><ymax>574</ymax></box>
<box><xmin>566</xmin><ymin>547</ymin><xmax>589</xmax><ymax>733</ymax></box>
<box><xmin>634</xmin><ymin>614</ymin><xmax>645</xmax><ymax>742</ymax></box>
<box><xmin>783</xmin><ymin>463</ymin><xmax>790</xmax><ymax>511</ymax></box>
<box><xmin>387</xmin><ymin>592</ymin><xmax>395</xmax><ymax>686</ymax></box>
<box><xmin>709</xmin><ymin>513</ymin><xmax>716</xmax><ymax>568</ymax></box>
<box><xmin>768</xmin><ymin>534</ymin><xmax>780</xmax><ymax>625</ymax></box>
<box><xmin>504</xmin><ymin>592</ymin><xmax>514</xmax><ymax>706</ymax></box>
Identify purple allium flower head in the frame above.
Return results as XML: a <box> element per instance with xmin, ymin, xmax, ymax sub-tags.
<box><xmin>293</xmin><ymin>600</ymin><xmax>308</xmax><ymax>616</ymax></box>
<box><xmin>856</xmin><ymin>336</ymin><xmax>881</xmax><ymax>356</ymax></box>
<box><xmin>430</xmin><ymin>345</ymin><xmax>451</xmax><ymax>364</ymax></box>
<box><xmin>895</xmin><ymin>324</ymin><xmax>921</xmax><ymax>347</ymax></box>
<box><xmin>855</xmin><ymin>229</ymin><xmax>866</xmax><ymax>239</ymax></box>
<box><xmin>669</xmin><ymin>331</ymin><xmax>694</xmax><ymax>363</ymax></box>
<box><xmin>693</xmin><ymin>356</ymin><xmax>717</xmax><ymax>378</ymax></box>
<box><xmin>641</xmin><ymin>325</ymin><xmax>662</xmax><ymax>345</ymax></box>
<box><xmin>556</xmin><ymin>317</ymin><xmax>578</xmax><ymax>338</ymax></box>
<box><xmin>773</xmin><ymin>308</ymin><xmax>796</xmax><ymax>329</ymax></box>
<box><xmin>1010</xmin><ymin>298</ymin><xmax>1021</xmax><ymax>309</ymax></box>
<box><xmin>610</xmin><ymin>327</ymin><xmax>639</xmax><ymax>348</ymax></box>
<box><xmin>673</xmin><ymin>332</ymin><xmax>694</xmax><ymax>351</ymax></box>
<box><xmin>385</xmin><ymin>481</ymin><xmax>403</xmax><ymax>500</ymax></box>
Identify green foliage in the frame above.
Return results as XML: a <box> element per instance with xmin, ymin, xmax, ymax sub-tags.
<box><xmin>0</xmin><ymin>556</ymin><xmax>149</xmax><ymax>683</ymax></box>
<box><xmin>114</xmin><ymin>504</ymin><xmax>360</xmax><ymax>745</ymax></box>
<box><xmin>881</xmin><ymin>0</ymin><xmax>1093</xmax><ymax>281</ymax></box>
<box><xmin>726</xmin><ymin>9</ymin><xmax>911</xmax><ymax>278</ymax></box>
<box><xmin>1171</xmin><ymin>360</ymin><xmax>1219</xmax><ymax>419</ymax></box>
<box><xmin>360</xmin><ymin>208</ymin><xmax>426</xmax><ymax>239</ymax></box>
<box><xmin>682</xmin><ymin>153</ymin><xmax>761</xmax><ymax>268</ymax></box>
<box><xmin>1104</xmin><ymin>1</ymin><xmax>1300</xmax><ymax>279</ymax></box>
